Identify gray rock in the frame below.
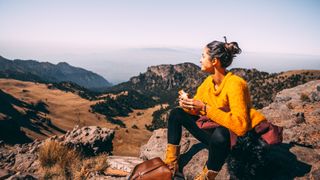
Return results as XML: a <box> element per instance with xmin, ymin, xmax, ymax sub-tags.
<box><xmin>53</xmin><ymin>126</ymin><xmax>115</xmax><ymax>156</ymax></box>
<box><xmin>261</xmin><ymin>80</ymin><xmax>320</xmax><ymax>148</ymax></box>
<box><xmin>6</xmin><ymin>171</ymin><xmax>37</xmax><ymax>180</ymax></box>
<box><xmin>295</xmin><ymin>112</ymin><xmax>305</xmax><ymax>124</ymax></box>
<box><xmin>0</xmin><ymin>169</ymin><xmax>14</xmax><ymax>179</ymax></box>
<box><xmin>107</xmin><ymin>156</ymin><xmax>143</xmax><ymax>173</ymax></box>
<box><xmin>0</xmin><ymin>126</ymin><xmax>114</xmax><ymax>179</ymax></box>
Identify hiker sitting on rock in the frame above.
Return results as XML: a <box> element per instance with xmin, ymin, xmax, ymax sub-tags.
<box><xmin>164</xmin><ymin>38</ymin><xmax>267</xmax><ymax>179</ymax></box>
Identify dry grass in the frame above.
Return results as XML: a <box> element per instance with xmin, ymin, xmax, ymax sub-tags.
<box><xmin>73</xmin><ymin>154</ymin><xmax>108</xmax><ymax>179</ymax></box>
<box><xmin>39</xmin><ymin>140</ymin><xmax>80</xmax><ymax>179</ymax></box>
<box><xmin>38</xmin><ymin>140</ymin><xmax>108</xmax><ymax>179</ymax></box>
<box><xmin>112</xmin><ymin>104</ymin><xmax>168</xmax><ymax>156</ymax></box>
<box><xmin>0</xmin><ymin>79</ymin><xmax>114</xmax><ymax>140</ymax></box>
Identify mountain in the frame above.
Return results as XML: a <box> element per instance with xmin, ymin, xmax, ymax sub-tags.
<box><xmin>108</xmin><ymin>63</ymin><xmax>208</xmax><ymax>104</ymax></box>
<box><xmin>0</xmin><ymin>56</ymin><xmax>112</xmax><ymax>91</ymax></box>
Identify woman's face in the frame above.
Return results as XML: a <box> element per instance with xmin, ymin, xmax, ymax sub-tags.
<box><xmin>200</xmin><ymin>47</ymin><xmax>215</xmax><ymax>73</ymax></box>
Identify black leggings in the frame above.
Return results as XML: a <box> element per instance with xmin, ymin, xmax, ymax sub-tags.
<box><xmin>167</xmin><ymin>108</ymin><xmax>230</xmax><ymax>171</ymax></box>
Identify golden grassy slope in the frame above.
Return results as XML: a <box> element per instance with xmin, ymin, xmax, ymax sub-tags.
<box><xmin>0</xmin><ymin>79</ymin><xmax>112</xmax><ymax>139</ymax></box>
<box><xmin>0</xmin><ymin>78</ymin><xmax>164</xmax><ymax>156</ymax></box>
<box><xmin>112</xmin><ymin>104</ymin><xmax>168</xmax><ymax>156</ymax></box>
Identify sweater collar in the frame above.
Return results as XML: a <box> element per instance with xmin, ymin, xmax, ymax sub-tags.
<box><xmin>210</xmin><ymin>72</ymin><xmax>233</xmax><ymax>95</ymax></box>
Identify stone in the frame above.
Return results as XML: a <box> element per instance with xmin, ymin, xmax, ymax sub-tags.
<box><xmin>54</xmin><ymin>126</ymin><xmax>115</xmax><ymax>156</ymax></box>
<box><xmin>0</xmin><ymin>169</ymin><xmax>14</xmax><ymax>179</ymax></box>
<box><xmin>107</xmin><ymin>156</ymin><xmax>143</xmax><ymax>173</ymax></box>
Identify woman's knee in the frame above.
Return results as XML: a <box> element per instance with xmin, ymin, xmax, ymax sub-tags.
<box><xmin>209</xmin><ymin>126</ymin><xmax>230</xmax><ymax>147</ymax></box>
<box><xmin>169</xmin><ymin>107</ymin><xmax>185</xmax><ymax>120</ymax></box>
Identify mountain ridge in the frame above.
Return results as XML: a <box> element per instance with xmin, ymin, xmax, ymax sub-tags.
<box><xmin>0</xmin><ymin>56</ymin><xmax>112</xmax><ymax>91</ymax></box>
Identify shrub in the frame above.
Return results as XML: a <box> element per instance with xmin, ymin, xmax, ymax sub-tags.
<box><xmin>39</xmin><ymin>140</ymin><xmax>109</xmax><ymax>179</ymax></box>
<box><xmin>73</xmin><ymin>154</ymin><xmax>108</xmax><ymax>179</ymax></box>
<box><xmin>39</xmin><ymin>140</ymin><xmax>80</xmax><ymax>179</ymax></box>
<box><xmin>300</xmin><ymin>93</ymin><xmax>310</xmax><ymax>102</ymax></box>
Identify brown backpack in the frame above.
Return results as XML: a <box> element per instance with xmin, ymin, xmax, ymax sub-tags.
<box><xmin>128</xmin><ymin>157</ymin><xmax>172</xmax><ymax>180</ymax></box>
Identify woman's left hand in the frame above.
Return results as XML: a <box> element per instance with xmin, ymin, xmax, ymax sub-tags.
<box><xmin>179</xmin><ymin>97</ymin><xmax>205</xmax><ymax>112</ymax></box>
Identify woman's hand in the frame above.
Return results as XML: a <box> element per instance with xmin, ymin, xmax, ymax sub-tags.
<box><xmin>179</xmin><ymin>96</ymin><xmax>205</xmax><ymax>112</ymax></box>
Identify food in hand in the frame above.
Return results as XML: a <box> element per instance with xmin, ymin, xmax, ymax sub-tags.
<box><xmin>179</xmin><ymin>90</ymin><xmax>189</xmax><ymax>99</ymax></box>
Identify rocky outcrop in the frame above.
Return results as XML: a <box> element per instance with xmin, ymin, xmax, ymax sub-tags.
<box><xmin>260</xmin><ymin>80</ymin><xmax>320</xmax><ymax>150</ymax></box>
<box><xmin>109</xmin><ymin>63</ymin><xmax>208</xmax><ymax>104</ymax></box>
<box><xmin>51</xmin><ymin>125</ymin><xmax>115</xmax><ymax>156</ymax></box>
<box><xmin>140</xmin><ymin>80</ymin><xmax>320</xmax><ymax>179</ymax></box>
<box><xmin>0</xmin><ymin>126</ymin><xmax>114</xmax><ymax>179</ymax></box>
<box><xmin>0</xmin><ymin>140</ymin><xmax>41</xmax><ymax>179</ymax></box>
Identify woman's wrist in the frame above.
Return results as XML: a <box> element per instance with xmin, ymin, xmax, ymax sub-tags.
<box><xmin>200</xmin><ymin>102</ymin><xmax>207</xmax><ymax>115</ymax></box>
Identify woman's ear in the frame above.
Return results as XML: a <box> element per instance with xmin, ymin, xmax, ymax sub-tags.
<box><xmin>212</xmin><ymin>58</ymin><xmax>220</xmax><ymax>66</ymax></box>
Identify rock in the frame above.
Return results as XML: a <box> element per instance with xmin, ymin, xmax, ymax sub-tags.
<box><xmin>0</xmin><ymin>169</ymin><xmax>14</xmax><ymax>179</ymax></box>
<box><xmin>261</xmin><ymin>80</ymin><xmax>320</xmax><ymax>148</ymax></box>
<box><xmin>6</xmin><ymin>172</ymin><xmax>37</xmax><ymax>180</ymax></box>
<box><xmin>0</xmin><ymin>125</ymin><xmax>114</xmax><ymax>179</ymax></box>
<box><xmin>13</xmin><ymin>153</ymin><xmax>38</xmax><ymax>173</ymax></box>
<box><xmin>107</xmin><ymin>156</ymin><xmax>143</xmax><ymax>173</ymax></box>
<box><xmin>295</xmin><ymin>112</ymin><xmax>305</xmax><ymax>124</ymax></box>
<box><xmin>54</xmin><ymin>126</ymin><xmax>115</xmax><ymax>156</ymax></box>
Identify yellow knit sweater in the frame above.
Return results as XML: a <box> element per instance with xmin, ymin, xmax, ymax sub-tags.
<box><xmin>187</xmin><ymin>72</ymin><xmax>266</xmax><ymax>136</ymax></box>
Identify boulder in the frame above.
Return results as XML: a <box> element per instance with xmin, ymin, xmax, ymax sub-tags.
<box><xmin>0</xmin><ymin>126</ymin><xmax>114</xmax><ymax>179</ymax></box>
<box><xmin>52</xmin><ymin>125</ymin><xmax>115</xmax><ymax>156</ymax></box>
<box><xmin>260</xmin><ymin>80</ymin><xmax>320</xmax><ymax>149</ymax></box>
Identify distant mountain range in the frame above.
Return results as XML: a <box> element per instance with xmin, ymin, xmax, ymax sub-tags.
<box><xmin>0</xmin><ymin>56</ymin><xmax>112</xmax><ymax>91</ymax></box>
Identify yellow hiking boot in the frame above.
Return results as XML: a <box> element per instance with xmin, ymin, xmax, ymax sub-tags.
<box><xmin>194</xmin><ymin>165</ymin><xmax>218</xmax><ymax>180</ymax></box>
<box><xmin>163</xmin><ymin>144</ymin><xmax>180</xmax><ymax>174</ymax></box>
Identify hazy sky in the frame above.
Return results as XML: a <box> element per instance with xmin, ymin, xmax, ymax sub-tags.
<box><xmin>0</xmin><ymin>0</ymin><xmax>319</xmax><ymax>83</ymax></box>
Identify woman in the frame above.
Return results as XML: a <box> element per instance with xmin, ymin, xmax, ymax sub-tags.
<box><xmin>163</xmin><ymin>38</ymin><xmax>266</xmax><ymax>180</ymax></box>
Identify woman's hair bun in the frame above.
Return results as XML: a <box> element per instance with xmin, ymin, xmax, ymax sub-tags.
<box><xmin>224</xmin><ymin>42</ymin><xmax>242</xmax><ymax>55</ymax></box>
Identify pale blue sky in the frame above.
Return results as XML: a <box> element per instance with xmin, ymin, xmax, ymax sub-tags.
<box><xmin>0</xmin><ymin>0</ymin><xmax>319</xmax><ymax>83</ymax></box>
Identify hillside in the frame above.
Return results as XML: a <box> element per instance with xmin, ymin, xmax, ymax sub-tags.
<box><xmin>108</xmin><ymin>63</ymin><xmax>208</xmax><ymax>104</ymax></box>
<box><xmin>0</xmin><ymin>78</ymin><xmax>161</xmax><ymax>157</ymax></box>
<box><xmin>0</xmin><ymin>56</ymin><xmax>111</xmax><ymax>91</ymax></box>
<box><xmin>0</xmin><ymin>79</ymin><xmax>112</xmax><ymax>143</ymax></box>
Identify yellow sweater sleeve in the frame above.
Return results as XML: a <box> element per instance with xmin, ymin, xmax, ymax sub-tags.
<box><xmin>206</xmin><ymin>79</ymin><xmax>250</xmax><ymax>136</ymax></box>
